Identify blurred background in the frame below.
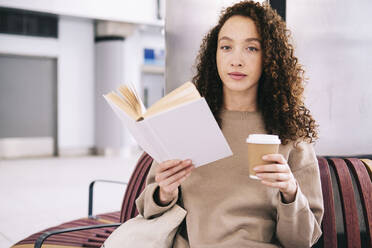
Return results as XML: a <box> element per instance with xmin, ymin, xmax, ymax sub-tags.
<box><xmin>0</xmin><ymin>0</ymin><xmax>371</xmax><ymax>247</ymax></box>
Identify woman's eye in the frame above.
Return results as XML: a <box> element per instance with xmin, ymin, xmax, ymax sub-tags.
<box><xmin>220</xmin><ymin>46</ymin><xmax>231</xmax><ymax>50</ymax></box>
<box><xmin>247</xmin><ymin>47</ymin><xmax>258</xmax><ymax>52</ymax></box>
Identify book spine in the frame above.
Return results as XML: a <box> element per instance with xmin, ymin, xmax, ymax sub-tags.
<box><xmin>132</xmin><ymin>122</ymin><xmax>160</xmax><ymax>162</ymax></box>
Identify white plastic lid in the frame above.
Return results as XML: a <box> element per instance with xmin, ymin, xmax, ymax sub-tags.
<box><xmin>246</xmin><ymin>134</ymin><xmax>281</xmax><ymax>144</ymax></box>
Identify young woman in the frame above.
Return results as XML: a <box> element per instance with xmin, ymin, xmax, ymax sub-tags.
<box><xmin>136</xmin><ymin>1</ymin><xmax>324</xmax><ymax>247</ymax></box>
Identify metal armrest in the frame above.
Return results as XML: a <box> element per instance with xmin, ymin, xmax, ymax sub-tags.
<box><xmin>88</xmin><ymin>179</ymin><xmax>128</xmax><ymax>218</ymax></box>
<box><xmin>34</xmin><ymin>223</ymin><xmax>121</xmax><ymax>248</ymax></box>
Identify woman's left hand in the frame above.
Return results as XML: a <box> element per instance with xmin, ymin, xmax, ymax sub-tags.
<box><xmin>253</xmin><ymin>154</ymin><xmax>298</xmax><ymax>203</ymax></box>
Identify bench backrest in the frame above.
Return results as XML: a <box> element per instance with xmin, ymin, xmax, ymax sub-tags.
<box><xmin>120</xmin><ymin>152</ymin><xmax>153</xmax><ymax>223</ymax></box>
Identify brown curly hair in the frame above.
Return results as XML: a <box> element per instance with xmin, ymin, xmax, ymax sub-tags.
<box><xmin>192</xmin><ymin>0</ymin><xmax>318</xmax><ymax>145</ymax></box>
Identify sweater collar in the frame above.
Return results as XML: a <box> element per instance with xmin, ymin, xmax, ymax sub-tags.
<box><xmin>220</xmin><ymin>108</ymin><xmax>260</xmax><ymax>121</ymax></box>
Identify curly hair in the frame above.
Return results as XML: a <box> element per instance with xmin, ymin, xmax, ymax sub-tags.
<box><xmin>192</xmin><ymin>0</ymin><xmax>318</xmax><ymax>145</ymax></box>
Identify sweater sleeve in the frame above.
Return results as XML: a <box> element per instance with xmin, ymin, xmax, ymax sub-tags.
<box><xmin>276</xmin><ymin>141</ymin><xmax>324</xmax><ymax>248</ymax></box>
<box><xmin>135</xmin><ymin>160</ymin><xmax>178</xmax><ymax>219</ymax></box>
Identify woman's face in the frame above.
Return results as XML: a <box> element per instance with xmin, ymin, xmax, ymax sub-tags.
<box><xmin>216</xmin><ymin>15</ymin><xmax>263</xmax><ymax>96</ymax></box>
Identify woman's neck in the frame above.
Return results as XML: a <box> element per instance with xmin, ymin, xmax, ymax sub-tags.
<box><xmin>223</xmin><ymin>87</ymin><xmax>258</xmax><ymax>112</ymax></box>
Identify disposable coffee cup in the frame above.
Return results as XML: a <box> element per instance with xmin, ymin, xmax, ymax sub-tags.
<box><xmin>246</xmin><ymin>134</ymin><xmax>281</xmax><ymax>180</ymax></box>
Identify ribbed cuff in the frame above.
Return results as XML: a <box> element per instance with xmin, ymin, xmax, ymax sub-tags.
<box><xmin>140</xmin><ymin>183</ymin><xmax>178</xmax><ymax>219</ymax></box>
<box><xmin>277</xmin><ymin>183</ymin><xmax>309</xmax><ymax>219</ymax></box>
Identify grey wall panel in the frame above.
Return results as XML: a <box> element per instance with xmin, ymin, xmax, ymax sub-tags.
<box><xmin>0</xmin><ymin>54</ymin><xmax>57</xmax><ymax>139</ymax></box>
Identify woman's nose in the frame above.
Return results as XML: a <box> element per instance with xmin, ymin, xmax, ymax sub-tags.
<box><xmin>230</xmin><ymin>61</ymin><xmax>243</xmax><ymax>67</ymax></box>
<box><xmin>230</xmin><ymin>53</ymin><xmax>244</xmax><ymax>67</ymax></box>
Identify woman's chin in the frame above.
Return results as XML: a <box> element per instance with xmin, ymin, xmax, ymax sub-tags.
<box><xmin>223</xmin><ymin>81</ymin><xmax>258</xmax><ymax>94</ymax></box>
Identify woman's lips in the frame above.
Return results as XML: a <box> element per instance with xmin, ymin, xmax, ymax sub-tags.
<box><xmin>228</xmin><ymin>72</ymin><xmax>247</xmax><ymax>80</ymax></box>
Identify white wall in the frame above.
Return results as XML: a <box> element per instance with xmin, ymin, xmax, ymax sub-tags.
<box><xmin>0</xmin><ymin>34</ymin><xmax>59</xmax><ymax>58</ymax></box>
<box><xmin>0</xmin><ymin>16</ymin><xmax>95</xmax><ymax>152</ymax></box>
<box><xmin>58</xmin><ymin>16</ymin><xmax>95</xmax><ymax>152</ymax></box>
<box><xmin>0</xmin><ymin>0</ymin><xmax>163</xmax><ymax>26</ymax></box>
<box><xmin>287</xmin><ymin>0</ymin><xmax>372</xmax><ymax>155</ymax></box>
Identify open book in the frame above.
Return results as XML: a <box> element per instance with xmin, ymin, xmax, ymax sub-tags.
<box><xmin>104</xmin><ymin>82</ymin><xmax>232</xmax><ymax>167</ymax></box>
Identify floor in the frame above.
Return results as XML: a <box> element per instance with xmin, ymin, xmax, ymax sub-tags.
<box><xmin>0</xmin><ymin>151</ymin><xmax>142</xmax><ymax>248</ymax></box>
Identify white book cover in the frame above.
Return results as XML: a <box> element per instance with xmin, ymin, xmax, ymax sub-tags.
<box><xmin>143</xmin><ymin>98</ymin><xmax>233</xmax><ymax>167</ymax></box>
<box><xmin>105</xmin><ymin>96</ymin><xmax>233</xmax><ymax>167</ymax></box>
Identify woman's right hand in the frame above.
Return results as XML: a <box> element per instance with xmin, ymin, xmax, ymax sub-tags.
<box><xmin>155</xmin><ymin>159</ymin><xmax>195</xmax><ymax>205</ymax></box>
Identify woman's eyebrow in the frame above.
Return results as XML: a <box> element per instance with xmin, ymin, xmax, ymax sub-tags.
<box><xmin>218</xmin><ymin>36</ymin><xmax>233</xmax><ymax>42</ymax></box>
<box><xmin>218</xmin><ymin>36</ymin><xmax>261</xmax><ymax>43</ymax></box>
<box><xmin>245</xmin><ymin>38</ymin><xmax>261</xmax><ymax>43</ymax></box>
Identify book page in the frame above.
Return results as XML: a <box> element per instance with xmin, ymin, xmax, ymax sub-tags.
<box><xmin>143</xmin><ymin>82</ymin><xmax>200</xmax><ymax>119</ymax></box>
<box><xmin>118</xmin><ymin>84</ymin><xmax>144</xmax><ymax>118</ymax></box>
<box><xmin>104</xmin><ymin>92</ymin><xmax>139</xmax><ymax>121</ymax></box>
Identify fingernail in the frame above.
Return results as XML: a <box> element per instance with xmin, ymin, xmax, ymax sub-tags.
<box><xmin>262</xmin><ymin>155</ymin><xmax>268</xmax><ymax>160</ymax></box>
<box><xmin>253</xmin><ymin>167</ymin><xmax>259</xmax><ymax>171</ymax></box>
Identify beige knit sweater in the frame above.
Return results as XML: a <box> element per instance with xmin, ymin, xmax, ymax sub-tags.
<box><xmin>136</xmin><ymin>109</ymin><xmax>324</xmax><ymax>248</ymax></box>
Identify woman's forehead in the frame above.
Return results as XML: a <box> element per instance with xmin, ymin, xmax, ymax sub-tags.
<box><xmin>218</xmin><ymin>15</ymin><xmax>261</xmax><ymax>41</ymax></box>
